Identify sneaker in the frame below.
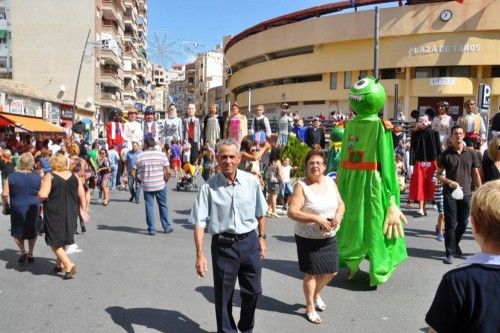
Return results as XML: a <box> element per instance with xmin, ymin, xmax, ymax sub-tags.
<box><xmin>417</xmin><ymin>209</ymin><xmax>425</xmax><ymax>216</ymax></box>
<box><xmin>436</xmin><ymin>233</ymin><xmax>444</xmax><ymax>241</ymax></box>
<box><xmin>97</xmin><ymin>199</ymin><xmax>103</xmax><ymax>204</ymax></box>
<box><xmin>443</xmin><ymin>255</ymin><xmax>453</xmax><ymax>264</ymax></box>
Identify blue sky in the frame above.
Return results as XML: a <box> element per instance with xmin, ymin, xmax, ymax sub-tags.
<box><xmin>147</xmin><ymin>0</ymin><xmax>397</xmax><ymax>66</ymax></box>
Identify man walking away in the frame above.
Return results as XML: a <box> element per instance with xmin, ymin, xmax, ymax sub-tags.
<box><xmin>126</xmin><ymin>141</ymin><xmax>141</xmax><ymax>203</ymax></box>
<box><xmin>131</xmin><ymin>138</ymin><xmax>173</xmax><ymax>235</ymax></box>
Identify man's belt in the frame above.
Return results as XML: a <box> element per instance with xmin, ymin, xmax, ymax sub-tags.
<box><xmin>341</xmin><ymin>160</ymin><xmax>379</xmax><ymax>171</ymax></box>
<box><xmin>216</xmin><ymin>231</ymin><xmax>253</xmax><ymax>244</ymax></box>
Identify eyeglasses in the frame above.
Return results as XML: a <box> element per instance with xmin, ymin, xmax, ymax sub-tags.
<box><xmin>308</xmin><ymin>161</ymin><xmax>324</xmax><ymax>166</ymax></box>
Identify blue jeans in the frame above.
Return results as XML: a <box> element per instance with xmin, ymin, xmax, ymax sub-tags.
<box><xmin>143</xmin><ymin>186</ymin><xmax>171</xmax><ymax>234</ymax></box>
<box><xmin>128</xmin><ymin>174</ymin><xmax>141</xmax><ymax>202</ymax></box>
<box><xmin>110</xmin><ymin>164</ymin><xmax>118</xmax><ymax>189</ymax></box>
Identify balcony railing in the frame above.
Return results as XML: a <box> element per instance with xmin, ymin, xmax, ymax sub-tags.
<box><xmin>101</xmin><ymin>0</ymin><xmax>121</xmax><ymax>21</ymax></box>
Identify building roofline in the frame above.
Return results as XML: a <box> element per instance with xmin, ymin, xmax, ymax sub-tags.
<box><xmin>224</xmin><ymin>0</ymin><xmax>451</xmax><ymax>53</ymax></box>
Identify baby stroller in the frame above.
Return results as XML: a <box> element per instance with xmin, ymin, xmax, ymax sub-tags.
<box><xmin>176</xmin><ymin>163</ymin><xmax>200</xmax><ymax>192</ymax></box>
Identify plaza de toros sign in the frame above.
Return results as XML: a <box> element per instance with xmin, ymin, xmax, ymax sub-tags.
<box><xmin>408</xmin><ymin>43</ymin><xmax>481</xmax><ymax>56</ymax></box>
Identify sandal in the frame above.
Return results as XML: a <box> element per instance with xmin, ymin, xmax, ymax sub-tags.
<box><xmin>305</xmin><ymin>310</ymin><xmax>322</xmax><ymax>324</ymax></box>
<box><xmin>63</xmin><ymin>265</ymin><xmax>77</xmax><ymax>280</ymax></box>
<box><xmin>18</xmin><ymin>253</ymin><xmax>28</xmax><ymax>264</ymax></box>
<box><xmin>102</xmin><ymin>201</ymin><xmax>109</xmax><ymax>206</ymax></box>
<box><xmin>27</xmin><ymin>254</ymin><xmax>34</xmax><ymax>264</ymax></box>
<box><xmin>314</xmin><ymin>296</ymin><xmax>326</xmax><ymax>311</ymax></box>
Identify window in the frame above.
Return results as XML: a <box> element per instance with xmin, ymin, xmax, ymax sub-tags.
<box><xmin>492</xmin><ymin>66</ymin><xmax>500</xmax><ymax>78</ymax></box>
<box><xmin>330</xmin><ymin>72</ymin><xmax>337</xmax><ymax>90</ymax></box>
<box><xmin>303</xmin><ymin>100</ymin><xmax>325</xmax><ymax>105</ymax></box>
<box><xmin>359</xmin><ymin>70</ymin><xmax>368</xmax><ymax>78</ymax></box>
<box><xmin>344</xmin><ymin>71</ymin><xmax>352</xmax><ymax>89</ymax></box>
<box><xmin>415</xmin><ymin>67</ymin><xmax>433</xmax><ymax>78</ymax></box>
<box><xmin>380</xmin><ymin>68</ymin><xmax>396</xmax><ymax>79</ymax></box>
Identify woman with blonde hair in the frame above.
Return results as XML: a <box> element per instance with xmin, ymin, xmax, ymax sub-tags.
<box><xmin>480</xmin><ymin>137</ymin><xmax>500</xmax><ymax>183</ymax></box>
<box><xmin>67</xmin><ymin>142</ymin><xmax>91</xmax><ymax>233</ymax></box>
<box><xmin>288</xmin><ymin>147</ymin><xmax>345</xmax><ymax>324</ymax></box>
<box><xmin>38</xmin><ymin>153</ymin><xmax>89</xmax><ymax>279</ymax></box>
<box><xmin>2</xmin><ymin>153</ymin><xmax>41</xmax><ymax>264</ymax></box>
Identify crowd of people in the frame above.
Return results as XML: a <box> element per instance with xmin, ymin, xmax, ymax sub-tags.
<box><xmin>0</xmin><ymin>95</ymin><xmax>499</xmax><ymax>331</ymax></box>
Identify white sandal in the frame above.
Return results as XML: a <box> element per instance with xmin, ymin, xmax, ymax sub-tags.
<box><xmin>306</xmin><ymin>310</ymin><xmax>322</xmax><ymax>324</ymax></box>
<box><xmin>314</xmin><ymin>296</ymin><xmax>326</xmax><ymax>311</ymax></box>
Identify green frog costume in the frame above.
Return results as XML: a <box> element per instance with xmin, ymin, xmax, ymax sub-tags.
<box><xmin>336</xmin><ymin>76</ymin><xmax>407</xmax><ymax>286</ymax></box>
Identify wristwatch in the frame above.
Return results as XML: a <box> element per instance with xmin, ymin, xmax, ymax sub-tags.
<box><xmin>258</xmin><ymin>234</ymin><xmax>267</xmax><ymax>240</ymax></box>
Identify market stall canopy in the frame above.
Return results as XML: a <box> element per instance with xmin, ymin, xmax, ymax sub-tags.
<box><xmin>0</xmin><ymin>114</ymin><xmax>65</xmax><ymax>133</ymax></box>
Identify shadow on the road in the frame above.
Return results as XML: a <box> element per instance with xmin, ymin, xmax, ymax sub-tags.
<box><xmin>105</xmin><ymin>306</ymin><xmax>209</xmax><ymax>333</ymax></box>
<box><xmin>174</xmin><ymin>209</ymin><xmax>191</xmax><ymax>215</ymax></box>
<box><xmin>0</xmin><ymin>248</ymin><xmax>57</xmax><ymax>276</ymax></box>
<box><xmin>405</xmin><ymin>227</ymin><xmax>474</xmax><ymax>241</ymax></box>
<box><xmin>97</xmin><ymin>224</ymin><xmax>149</xmax><ymax>235</ymax></box>
<box><xmin>195</xmin><ymin>286</ymin><xmax>303</xmax><ymax>317</ymax></box>
<box><xmin>263</xmin><ymin>258</ymin><xmax>377</xmax><ymax>292</ymax></box>
<box><xmin>172</xmin><ymin>218</ymin><xmax>195</xmax><ymax>230</ymax></box>
<box><xmin>405</xmin><ymin>246</ymin><xmax>472</xmax><ymax>262</ymax></box>
<box><xmin>272</xmin><ymin>235</ymin><xmax>295</xmax><ymax>243</ymax></box>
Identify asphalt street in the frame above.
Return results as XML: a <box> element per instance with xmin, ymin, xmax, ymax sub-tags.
<box><xmin>0</xmin><ymin>182</ymin><xmax>479</xmax><ymax>333</ymax></box>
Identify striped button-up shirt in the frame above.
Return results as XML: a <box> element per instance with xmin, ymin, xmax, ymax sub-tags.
<box><xmin>133</xmin><ymin>148</ymin><xmax>169</xmax><ymax>192</ymax></box>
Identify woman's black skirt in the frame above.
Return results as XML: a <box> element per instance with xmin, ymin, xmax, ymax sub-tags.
<box><xmin>295</xmin><ymin>234</ymin><xmax>339</xmax><ymax>275</ymax></box>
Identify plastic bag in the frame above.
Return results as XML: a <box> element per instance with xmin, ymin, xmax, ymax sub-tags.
<box><xmin>451</xmin><ymin>186</ymin><xmax>464</xmax><ymax>200</ymax></box>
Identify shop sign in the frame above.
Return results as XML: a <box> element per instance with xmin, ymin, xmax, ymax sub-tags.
<box><xmin>9</xmin><ymin>100</ymin><xmax>23</xmax><ymax>114</ymax></box>
<box><xmin>430</xmin><ymin>77</ymin><xmax>456</xmax><ymax>86</ymax></box>
<box><xmin>61</xmin><ymin>109</ymin><xmax>74</xmax><ymax>119</ymax></box>
<box><xmin>409</xmin><ymin>43</ymin><xmax>480</xmax><ymax>56</ymax></box>
<box><xmin>50</xmin><ymin>104</ymin><xmax>60</xmax><ymax>123</ymax></box>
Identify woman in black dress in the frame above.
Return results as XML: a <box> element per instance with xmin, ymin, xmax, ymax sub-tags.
<box><xmin>38</xmin><ymin>153</ymin><xmax>89</xmax><ymax>279</ymax></box>
<box><xmin>1</xmin><ymin>153</ymin><xmax>41</xmax><ymax>264</ymax></box>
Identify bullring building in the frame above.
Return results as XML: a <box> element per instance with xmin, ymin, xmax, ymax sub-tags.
<box><xmin>223</xmin><ymin>0</ymin><xmax>499</xmax><ymax>121</ymax></box>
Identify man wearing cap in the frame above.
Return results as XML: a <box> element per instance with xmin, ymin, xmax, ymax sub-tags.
<box><xmin>277</xmin><ymin>103</ymin><xmax>293</xmax><ymax>146</ymax></box>
<box><xmin>124</xmin><ymin>109</ymin><xmax>143</xmax><ymax>149</ymax></box>
<box><xmin>164</xmin><ymin>103</ymin><xmax>183</xmax><ymax>145</ymax></box>
<box><xmin>305</xmin><ymin>118</ymin><xmax>326</xmax><ymax>149</ymax></box>
<box><xmin>457</xmin><ymin>100</ymin><xmax>486</xmax><ymax>142</ymax></box>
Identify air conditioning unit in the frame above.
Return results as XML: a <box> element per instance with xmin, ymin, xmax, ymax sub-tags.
<box><xmin>396</xmin><ymin>67</ymin><xmax>405</xmax><ymax>74</ymax></box>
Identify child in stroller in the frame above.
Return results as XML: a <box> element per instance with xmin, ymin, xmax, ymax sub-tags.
<box><xmin>176</xmin><ymin>163</ymin><xmax>199</xmax><ymax>192</ymax></box>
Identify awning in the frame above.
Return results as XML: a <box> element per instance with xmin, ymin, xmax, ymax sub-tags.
<box><xmin>0</xmin><ymin>114</ymin><xmax>65</xmax><ymax>133</ymax></box>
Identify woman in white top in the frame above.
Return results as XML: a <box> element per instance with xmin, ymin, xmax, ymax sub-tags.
<box><xmin>288</xmin><ymin>147</ymin><xmax>345</xmax><ymax>325</ymax></box>
<box><xmin>431</xmin><ymin>102</ymin><xmax>453</xmax><ymax>149</ymax></box>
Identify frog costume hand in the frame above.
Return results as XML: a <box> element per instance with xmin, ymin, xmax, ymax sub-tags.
<box><xmin>336</xmin><ymin>76</ymin><xmax>408</xmax><ymax>286</ymax></box>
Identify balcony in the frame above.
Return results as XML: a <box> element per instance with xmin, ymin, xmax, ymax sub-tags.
<box><xmin>101</xmin><ymin>19</ymin><xmax>120</xmax><ymax>36</ymax></box>
<box><xmin>98</xmin><ymin>92</ymin><xmax>121</xmax><ymax>109</ymax></box>
<box><xmin>99</xmin><ymin>48</ymin><xmax>121</xmax><ymax>66</ymax></box>
<box><xmin>101</xmin><ymin>68</ymin><xmax>124</xmax><ymax>89</ymax></box>
<box><xmin>135</xmin><ymin>66</ymin><xmax>145</xmax><ymax>77</ymax></box>
<box><xmin>101</xmin><ymin>0</ymin><xmax>121</xmax><ymax>21</ymax></box>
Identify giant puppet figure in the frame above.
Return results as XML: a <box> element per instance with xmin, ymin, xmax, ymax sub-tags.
<box><xmin>105</xmin><ymin>109</ymin><xmax>125</xmax><ymax>151</ymax></box>
<box><xmin>143</xmin><ymin>106</ymin><xmax>159</xmax><ymax>143</ymax></box>
<box><xmin>123</xmin><ymin>109</ymin><xmax>143</xmax><ymax>148</ymax></box>
<box><xmin>336</xmin><ymin>77</ymin><xmax>408</xmax><ymax>286</ymax></box>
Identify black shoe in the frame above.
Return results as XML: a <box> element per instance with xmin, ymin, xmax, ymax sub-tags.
<box><xmin>81</xmin><ymin>226</ymin><xmax>86</xmax><ymax>233</ymax></box>
<box><xmin>18</xmin><ymin>253</ymin><xmax>28</xmax><ymax>264</ymax></box>
<box><xmin>443</xmin><ymin>255</ymin><xmax>453</xmax><ymax>264</ymax></box>
<box><xmin>27</xmin><ymin>255</ymin><xmax>34</xmax><ymax>264</ymax></box>
<box><xmin>128</xmin><ymin>196</ymin><xmax>134</xmax><ymax>202</ymax></box>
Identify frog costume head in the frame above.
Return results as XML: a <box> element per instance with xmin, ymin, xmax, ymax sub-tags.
<box><xmin>349</xmin><ymin>76</ymin><xmax>386</xmax><ymax>116</ymax></box>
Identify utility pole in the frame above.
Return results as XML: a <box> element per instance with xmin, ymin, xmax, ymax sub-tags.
<box><xmin>72</xmin><ymin>28</ymin><xmax>92</xmax><ymax>121</ymax></box>
<box><xmin>374</xmin><ymin>7</ymin><xmax>379</xmax><ymax>80</ymax></box>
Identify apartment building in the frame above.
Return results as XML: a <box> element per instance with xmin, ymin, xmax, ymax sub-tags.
<box><xmin>0</xmin><ymin>0</ymin><xmax>11</xmax><ymax>79</ymax></box>
<box><xmin>194</xmin><ymin>51</ymin><xmax>223</xmax><ymax>116</ymax></box>
<box><xmin>11</xmin><ymin>0</ymin><xmax>149</xmax><ymax>135</ymax></box>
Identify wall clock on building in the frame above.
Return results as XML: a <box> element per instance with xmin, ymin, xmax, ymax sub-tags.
<box><xmin>440</xmin><ymin>9</ymin><xmax>453</xmax><ymax>22</ymax></box>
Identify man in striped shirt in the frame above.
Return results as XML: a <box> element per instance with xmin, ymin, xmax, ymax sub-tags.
<box><xmin>131</xmin><ymin>138</ymin><xmax>173</xmax><ymax>235</ymax></box>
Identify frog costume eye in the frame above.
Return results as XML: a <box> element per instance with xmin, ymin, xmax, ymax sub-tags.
<box><xmin>349</xmin><ymin>76</ymin><xmax>386</xmax><ymax>116</ymax></box>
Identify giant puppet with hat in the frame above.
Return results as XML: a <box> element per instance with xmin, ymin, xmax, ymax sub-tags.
<box><xmin>336</xmin><ymin>76</ymin><xmax>408</xmax><ymax>286</ymax></box>
<box><xmin>105</xmin><ymin>109</ymin><xmax>125</xmax><ymax>152</ymax></box>
<box><xmin>143</xmin><ymin>106</ymin><xmax>159</xmax><ymax>143</ymax></box>
<box><xmin>123</xmin><ymin>108</ymin><xmax>143</xmax><ymax>148</ymax></box>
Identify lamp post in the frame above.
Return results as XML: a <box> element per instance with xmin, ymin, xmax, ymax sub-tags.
<box><xmin>72</xmin><ymin>28</ymin><xmax>92</xmax><ymax>122</ymax></box>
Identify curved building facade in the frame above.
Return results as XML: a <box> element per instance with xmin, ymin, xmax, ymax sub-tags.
<box><xmin>224</xmin><ymin>0</ymin><xmax>500</xmax><ymax>120</ymax></box>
